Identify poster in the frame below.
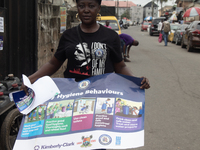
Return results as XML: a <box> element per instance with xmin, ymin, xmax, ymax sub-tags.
<box><xmin>60</xmin><ymin>7</ymin><xmax>66</xmax><ymax>33</ymax></box>
<box><xmin>10</xmin><ymin>75</ymin><xmax>60</xmax><ymax>115</ymax></box>
<box><xmin>0</xmin><ymin>36</ymin><xmax>3</xmax><ymax>50</ymax></box>
<box><xmin>0</xmin><ymin>17</ymin><xmax>4</xmax><ymax>33</ymax></box>
<box><xmin>13</xmin><ymin>73</ymin><xmax>145</xmax><ymax>150</ymax></box>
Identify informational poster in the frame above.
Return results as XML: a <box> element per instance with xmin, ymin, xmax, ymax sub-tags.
<box><xmin>60</xmin><ymin>7</ymin><xmax>66</xmax><ymax>33</ymax></box>
<box><xmin>9</xmin><ymin>75</ymin><xmax>60</xmax><ymax>115</ymax></box>
<box><xmin>13</xmin><ymin>73</ymin><xmax>145</xmax><ymax>150</ymax></box>
<box><xmin>0</xmin><ymin>17</ymin><xmax>4</xmax><ymax>33</ymax></box>
<box><xmin>0</xmin><ymin>36</ymin><xmax>3</xmax><ymax>50</ymax></box>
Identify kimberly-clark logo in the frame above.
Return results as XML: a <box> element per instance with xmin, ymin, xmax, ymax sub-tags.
<box><xmin>34</xmin><ymin>142</ymin><xmax>74</xmax><ymax>149</ymax></box>
<box><xmin>34</xmin><ymin>145</ymin><xmax>40</xmax><ymax>150</ymax></box>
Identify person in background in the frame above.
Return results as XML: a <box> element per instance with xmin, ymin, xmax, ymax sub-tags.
<box><xmin>104</xmin><ymin>20</ymin><xmax>112</xmax><ymax>29</ymax></box>
<box><xmin>119</xmin><ymin>33</ymin><xmax>139</xmax><ymax>62</ymax></box>
<box><xmin>162</xmin><ymin>18</ymin><xmax>171</xmax><ymax>46</ymax></box>
<box><xmin>119</xmin><ymin>19</ymin><xmax>123</xmax><ymax>28</ymax></box>
<box><xmin>158</xmin><ymin>20</ymin><xmax>163</xmax><ymax>33</ymax></box>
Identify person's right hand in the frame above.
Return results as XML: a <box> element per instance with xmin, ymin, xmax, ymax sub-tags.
<box><xmin>20</xmin><ymin>83</ymin><xmax>29</xmax><ymax>95</ymax></box>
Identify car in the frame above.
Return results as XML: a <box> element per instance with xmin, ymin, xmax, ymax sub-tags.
<box><xmin>172</xmin><ymin>24</ymin><xmax>189</xmax><ymax>45</ymax></box>
<box><xmin>168</xmin><ymin>23</ymin><xmax>181</xmax><ymax>42</ymax></box>
<box><xmin>127</xmin><ymin>20</ymin><xmax>133</xmax><ymax>26</ymax></box>
<box><xmin>147</xmin><ymin>22</ymin><xmax>151</xmax><ymax>33</ymax></box>
<box><xmin>99</xmin><ymin>16</ymin><xmax>121</xmax><ymax>34</ymax></box>
<box><xmin>122</xmin><ymin>19</ymin><xmax>129</xmax><ymax>28</ymax></box>
<box><xmin>181</xmin><ymin>21</ymin><xmax>200</xmax><ymax>52</ymax></box>
<box><xmin>149</xmin><ymin>17</ymin><xmax>166</xmax><ymax>36</ymax></box>
<box><xmin>141</xmin><ymin>21</ymin><xmax>149</xmax><ymax>31</ymax></box>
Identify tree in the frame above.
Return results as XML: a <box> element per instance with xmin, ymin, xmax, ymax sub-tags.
<box><xmin>121</xmin><ymin>9</ymin><xmax>130</xmax><ymax>19</ymax></box>
<box><xmin>155</xmin><ymin>0</ymin><xmax>168</xmax><ymax>16</ymax></box>
<box><xmin>160</xmin><ymin>0</ymin><xmax>168</xmax><ymax>16</ymax></box>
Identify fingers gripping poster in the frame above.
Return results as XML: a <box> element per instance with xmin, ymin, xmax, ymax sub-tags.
<box><xmin>13</xmin><ymin>73</ymin><xmax>145</xmax><ymax>150</ymax></box>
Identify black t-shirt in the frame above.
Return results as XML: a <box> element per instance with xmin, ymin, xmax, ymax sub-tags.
<box><xmin>54</xmin><ymin>24</ymin><xmax>122</xmax><ymax>81</ymax></box>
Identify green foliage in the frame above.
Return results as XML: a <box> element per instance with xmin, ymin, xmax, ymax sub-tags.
<box><xmin>121</xmin><ymin>9</ymin><xmax>130</xmax><ymax>19</ymax></box>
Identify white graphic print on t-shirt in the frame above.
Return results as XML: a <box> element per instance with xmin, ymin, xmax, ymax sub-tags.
<box><xmin>91</xmin><ymin>42</ymin><xmax>107</xmax><ymax>76</ymax></box>
<box><xmin>74</xmin><ymin>43</ymin><xmax>91</xmax><ymax>67</ymax></box>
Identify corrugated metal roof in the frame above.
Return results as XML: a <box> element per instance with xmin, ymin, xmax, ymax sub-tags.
<box><xmin>101</xmin><ymin>1</ymin><xmax>136</xmax><ymax>7</ymax></box>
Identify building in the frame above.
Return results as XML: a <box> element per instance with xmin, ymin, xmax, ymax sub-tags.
<box><xmin>101</xmin><ymin>0</ymin><xmax>136</xmax><ymax>20</ymax></box>
<box><xmin>175</xmin><ymin>0</ymin><xmax>200</xmax><ymax>22</ymax></box>
<box><xmin>0</xmin><ymin>0</ymin><xmax>78</xmax><ymax>79</ymax></box>
<box><xmin>158</xmin><ymin>5</ymin><xmax>174</xmax><ymax>17</ymax></box>
<box><xmin>143</xmin><ymin>1</ymin><xmax>159</xmax><ymax>19</ymax></box>
<box><xmin>130</xmin><ymin>5</ymin><xmax>143</xmax><ymax>24</ymax></box>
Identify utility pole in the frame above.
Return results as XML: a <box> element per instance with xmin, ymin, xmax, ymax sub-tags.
<box><xmin>117</xmin><ymin>0</ymin><xmax>119</xmax><ymax>19</ymax></box>
<box><xmin>115</xmin><ymin>0</ymin><xmax>119</xmax><ymax>19</ymax></box>
<box><xmin>151</xmin><ymin>0</ymin><xmax>154</xmax><ymax>17</ymax></box>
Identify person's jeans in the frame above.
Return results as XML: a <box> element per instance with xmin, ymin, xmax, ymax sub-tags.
<box><xmin>162</xmin><ymin>31</ymin><xmax>168</xmax><ymax>46</ymax></box>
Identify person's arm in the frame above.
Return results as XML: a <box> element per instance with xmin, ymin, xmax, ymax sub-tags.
<box><xmin>114</xmin><ymin>61</ymin><xmax>150</xmax><ymax>89</ymax></box>
<box><xmin>28</xmin><ymin>56</ymin><xmax>64</xmax><ymax>84</ymax></box>
<box><xmin>123</xmin><ymin>44</ymin><xmax>127</xmax><ymax>56</ymax></box>
<box><xmin>21</xmin><ymin>56</ymin><xmax>64</xmax><ymax>94</ymax></box>
<box><xmin>127</xmin><ymin>40</ymin><xmax>139</xmax><ymax>57</ymax></box>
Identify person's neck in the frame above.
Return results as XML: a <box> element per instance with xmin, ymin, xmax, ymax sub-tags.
<box><xmin>80</xmin><ymin>23</ymin><xmax>100</xmax><ymax>33</ymax></box>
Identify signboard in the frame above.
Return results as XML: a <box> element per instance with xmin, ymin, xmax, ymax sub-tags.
<box><xmin>0</xmin><ymin>36</ymin><xmax>3</xmax><ymax>50</ymax></box>
<box><xmin>13</xmin><ymin>73</ymin><xmax>145</xmax><ymax>150</ymax></box>
<box><xmin>0</xmin><ymin>17</ymin><xmax>4</xmax><ymax>33</ymax></box>
<box><xmin>60</xmin><ymin>7</ymin><xmax>66</xmax><ymax>33</ymax></box>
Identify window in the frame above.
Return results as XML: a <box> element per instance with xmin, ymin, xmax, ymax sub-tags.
<box><xmin>197</xmin><ymin>23</ymin><xmax>200</xmax><ymax>30</ymax></box>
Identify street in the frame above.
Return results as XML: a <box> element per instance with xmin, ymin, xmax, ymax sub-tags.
<box><xmin>111</xmin><ymin>26</ymin><xmax>200</xmax><ymax>150</ymax></box>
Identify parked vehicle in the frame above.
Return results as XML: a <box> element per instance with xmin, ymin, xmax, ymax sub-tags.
<box><xmin>99</xmin><ymin>16</ymin><xmax>121</xmax><ymax>34</ymax></box>
<box><xmin>122</xmin><ymin>19</ymin><xmax>128</xmax><ymax>29</ymax></box>
<box><xmin>127</xmin><ymin>20</ymin><xmax>133</xmax><ymax>26</ymax></box>
<box><xmin>0</xmin><ymin>74</ymin><xmax>23</xmax><ymax>150</ymax></box>
<box><xmin>149</xmin><ymin>17</ymin><xmax>166</xmax><ymax>36</ymax></box>
<box><xmin>172</xmin><ymin>24</ymin><xmax>189</xmax><ymax>45</ymax></box>
<box><xmin>181</xmin><ymin>21</ymin><xmax>200</xmax><ymax>52</ymax></box>
<box><xmin>168</xmin><ymin>23</ymin><xmax>181</xmax><ymax>42</ymax></box>
<box><xmin>141</xmin><ymin>21</ymin><xmax>149</xmax><ymax>31</ymax></box>
<box><xmin>118</xmin><ymin>19</ymin><xmax>128</xmax><ymax>29</ymax></box>
<box><xmin>147</xmin><ymin>23</ymin><xmax>151</xmax><ymax>33</ymax></box>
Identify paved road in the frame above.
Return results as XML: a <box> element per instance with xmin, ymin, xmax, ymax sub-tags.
<box><xmin>110</xmin><ymin>26</ymin><xmax>200</xmax><ymax>150</ymax></box>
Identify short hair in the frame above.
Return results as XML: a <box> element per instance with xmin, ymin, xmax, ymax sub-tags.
<box><xmin>76</xmin><ymin>0</ymin><xmax>102</xmax><ymax>5</ymax></box>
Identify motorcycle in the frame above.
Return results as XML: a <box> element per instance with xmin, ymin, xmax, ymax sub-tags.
<box><xmin>120</xmin><ymin>24</ymin><xmax>128</xmax><ymax>29</ymax></box>
<box><xmin>0</xmin><ymin>74</ymin><xmax>23</xmax><ymax>150</ymax></box>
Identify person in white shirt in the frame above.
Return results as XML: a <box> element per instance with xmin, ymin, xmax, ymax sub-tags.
<box><xmin>158</xmin><ymin>20</ymin><xmax>163</xmax><ymax>33</ymax></box>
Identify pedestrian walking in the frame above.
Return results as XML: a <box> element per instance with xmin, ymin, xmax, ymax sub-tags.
<box><xmin>162</xmin><ymin>18</ymin><xmax>171</xmax><ymax>46</ymax></box>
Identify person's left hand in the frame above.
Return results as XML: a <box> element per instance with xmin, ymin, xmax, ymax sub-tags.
<box><xmin>140</xmin><ymin>77</ymin><xmax>150</xmax><ymax>89</ymax></box>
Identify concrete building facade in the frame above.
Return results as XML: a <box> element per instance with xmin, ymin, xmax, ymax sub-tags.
<box><xmin>130</xmin><ymin>5</ymin><xmax>143</xmax><ymax>23</ymax></box>
<box><xmin>143</xmin><ymin>2</ymin><xmax>158</xmax><ymax>19</ymax></box>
